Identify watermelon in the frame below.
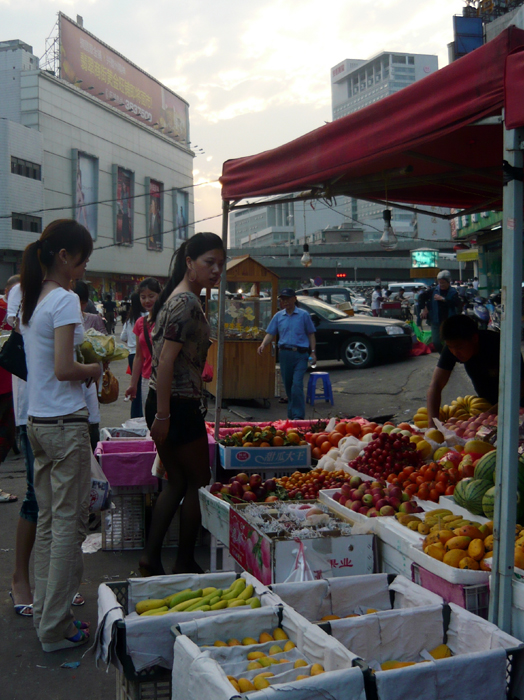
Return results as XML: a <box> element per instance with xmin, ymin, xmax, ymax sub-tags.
<box><xmin>462</xmin><ymin>478</ymin><xmax>493</xmax><ymax>515</ymax></box>
<box><xmin>474</xmin><ymin>450</ymin><xmax>497</xmax><ymax>482</ymax></box>
<box><xmin>482</xmin><ymin>486</ymin><xmax>495</xmax><ymax>519</ymax></box>
<box><xmin>453</xmin><ymin>478</ymin><xmax>471</xmax><ymax>509</ymax></box>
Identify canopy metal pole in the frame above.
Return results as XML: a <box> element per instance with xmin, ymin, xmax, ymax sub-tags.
<box><xmin>209</xmin><ymin>199</ymin><xmax>229</xmax><ymax>574</ymax></box>
<box><xmin>213</xmin><ymin>198</ymin><xmax>230</xmax><ymax>456</ymax></box>
<box><xmin>489</xmin><ymin>125</ymin><xmax>523</xmax><ymax>631</ymax></box>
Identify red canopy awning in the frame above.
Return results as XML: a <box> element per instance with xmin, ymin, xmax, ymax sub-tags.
<box><xmin>505</xmin><ymin>45</ymin><xmax>524</xmax><ymax>129</ymax></box>
<box><xmin>221</xmin><ymin>26</ymin><xmax>524</xmax><ymax>212</ymax></box>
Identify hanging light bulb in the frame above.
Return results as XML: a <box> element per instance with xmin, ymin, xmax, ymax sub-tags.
<box><xmin>301</xmin><ymin>243</ymin><xmax>312</xmax><ymax>267</ymax></box>
<box><xmin>380</xmin><ymin>210</ymin><xmax>398</xmax><ymax>251</ymax></box>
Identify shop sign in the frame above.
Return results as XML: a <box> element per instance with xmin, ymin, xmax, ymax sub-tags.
<box><xmin>450</xmin><ymin>209</ymin><xmax>501</xmax><ymax>239</ymax></box>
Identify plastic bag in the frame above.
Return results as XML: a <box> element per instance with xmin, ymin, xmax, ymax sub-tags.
<box><xmin>79</xmin><ymin>329</ymin><xmax>129</xmax><ymax>363</ymax></box>
<box><xmin>284</xmin><ymin>541</ymin><xmax>314</xmax><ymax>583</ymax></box>
<box><xmin>89</xmin><ymin>453</ymin><xmax>111</xmax><ymax>513</ymax></box>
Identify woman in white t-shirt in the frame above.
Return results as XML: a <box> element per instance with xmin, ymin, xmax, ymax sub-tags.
<box><xmin>20</xmin><ymin>219</ymin><xmax>101</xmax><ymax>653</ymax></box>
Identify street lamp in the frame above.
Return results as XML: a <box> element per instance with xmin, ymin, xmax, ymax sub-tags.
<box><xmin>287</xmin><ymin>214</ymin><xmax>294</xmax><ymax>258</ymax></box>
<box><xmin>380</xmin><ymin>209</ymin><xmax>398</xmax><ymax>251</ymax></box>
<box><xmin>301</xmin><ymin>242</ymin><xmax>312</xmax><ymax>267</ymax></box>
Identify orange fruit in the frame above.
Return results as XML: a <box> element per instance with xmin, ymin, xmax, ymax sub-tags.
<box><xmin>312</xmin><ymin>447</ymin><xmax>321</xmax><ymax>460</ymax></box>
<box><xmin>243</xmin><ymin>442</ymin><xmax>254</xmax><ymax>447</ymax></box>
<box><xmin>287</xmin><ymin>432</ymin><xmax>300</xmax><ymax>444</ymax></box>
<box><xmin>345</xmin><ymin>422</ymin><xmax>361</xmax><ymax>437</ymax></box>
<box><xmin>328</xmin><ymin>431</ymin><xmax>342</xmax><ymax>446</ymax></box>
<box><xmin>259</xmin><ymin>442</ymin><xmax>271</xmax><ymax>447</ymax></box>
<box><xmin>320</xmin><ymin>441</ymin><xmax>331</xmax><ymax>454</ymax></box>
<box><xmin>335</xmin><ymin>423</ymin><xmax>347</xmax><ymax>435</ymax></box>
<box><xmin>272</xmin><ymin>436</ymin><xmax>284</xmax><ymax>446</ymax></box>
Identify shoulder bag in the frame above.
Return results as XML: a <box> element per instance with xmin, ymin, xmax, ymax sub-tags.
<box><xmin>0</xmin><ymin>303</ymin><xmax>27</xmax><ymax>381</ymax></box>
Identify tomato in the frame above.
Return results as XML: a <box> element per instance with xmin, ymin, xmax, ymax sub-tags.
<box><xmin>304</xmin><ymin>432</ymin><xmax>313</xmax><ymax>443</ymax></box>
<box><xmin>387</xmin><ymin>474</ymin><xmax>396</xmax><ymax>483</ymax></box>
<box><xmin>416</xmin><ymin>475</ymin><xmax>426</xmax><ymax>486</ymax></box>
<box><xmin>405</xmin><ymin>483</ymin><xmax>417</xmax><ymax>497</ymax></box>
<box><xmin>404</xmin><ymin>466</ymin><xmax>415</xmax><ymax>476</ymax></box>
<box><xmin>429</xmin><ymin>488</ymin><xmax>440</xmax><ymax>502</ymax></box>
<box><xmin>435</xmin><ymin>482</ymin><xmax>447</xmax><ymax>494</ymax></box>
<box><xmin>418</xmin><ymin>486</ymin><xmax>430</xmax><ymax>500</ymax></box>
<box><xmin>445</xmin><ymin>484</ymin><xmax>455</xmax><ymax>496</ymax></box>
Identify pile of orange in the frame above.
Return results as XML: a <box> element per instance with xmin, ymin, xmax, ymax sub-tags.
<box><xmin>226</xmin><ymin>426</ymin><xmax>307</xmax><ymax>448</ymax></box>
<box><xmin>277</xmin><ymin>469</ymin><xmax>351</xmax><ymax>499</ymax></box>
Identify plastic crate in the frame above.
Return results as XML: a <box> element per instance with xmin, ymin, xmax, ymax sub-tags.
<box><xmin>412</xmin><ymin>562</ymin><xmax>490</xmax><ymax>619</ymax></box>
<box><xmin>102</xmin><ymin>491</ymin><xmax>145</xmax><ymax>551</ymax></box>
<box><xmin>115</xmin><ymin>668</ymin><xmax>171</xmax><ymax>700</ymax></box>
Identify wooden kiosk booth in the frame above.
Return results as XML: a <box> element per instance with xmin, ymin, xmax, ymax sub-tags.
<box><xmin>206</xmin><ymin>256</ymin><xmax>279</xmax><ymax>405</ymax></box>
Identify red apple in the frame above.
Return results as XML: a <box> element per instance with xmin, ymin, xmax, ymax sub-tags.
<box><xmin>379</xmin><ymin>505</ymin><xmax>396</xmax><ymax>516</ymax></box>
<box><xmin>236</xmin><ymin>473</ymin><xmax>249</xmax><ymax>485</ymax></box>
<box><xmin>243</xmin><ymin>490</ymin><xmax>257</xmax><ymax>502</ymax></box>
<box><xmin>359</xmin><ymin>506</ymin><xmax>369</xmax><ymax>516</ymax></box>
<box><xmin>264</xmin><ymin>479</ymin><xmax>276</xmax><ymax>492</ymax></box>
<box><xmin>249</xmin><ymin>474</ymin><xmax>262</xmax><ymax>489</ymax></box>
<box><xmin>210</xmin><ymin>482</ymin><xmax>223</xmax><ymax>494</ymax></box>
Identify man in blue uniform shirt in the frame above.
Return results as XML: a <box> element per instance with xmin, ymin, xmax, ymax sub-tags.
<box><xmin>258</xmin><ymin>289</ymin><xmax>316</xmax><ymax>419</ymax></box>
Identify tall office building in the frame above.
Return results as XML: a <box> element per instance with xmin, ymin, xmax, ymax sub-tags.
<box><xmin>330</xmin><ymin>52</ymin><xmax>450</xmax><ymax>239</ymax></box>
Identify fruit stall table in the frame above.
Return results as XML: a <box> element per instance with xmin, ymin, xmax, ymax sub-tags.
<box><xmin>205</xmin><ymin>255</ymin><xmax>279</xmax><ymax>405</ymax></box>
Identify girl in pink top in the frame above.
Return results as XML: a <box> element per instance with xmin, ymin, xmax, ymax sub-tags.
<box><xmin>125</xmin><ymin>278</ymin><xmax>161</xmax><ymax>415</ymax></box>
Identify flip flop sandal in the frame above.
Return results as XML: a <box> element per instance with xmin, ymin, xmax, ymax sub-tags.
<box><xmin>73</xmin><ymin>620</ymin><xmax>90</xmax><ymax>630</ymax></box>
<box><xmin>0</xmin><ymin>490</ymin><xmax>18</xmax><ymax>503</ymax></box>
<box><xmin>41</xmin><ymin>629</ymin><xmax>89</xmax><ymax>653</ymax></box>
<box><xmin>9</xmin><ymin>591</ymin><xmax>33</xmax><ymax>617</ymax></box>
<box><xmin>71</xmin><ymin>593</ymin><xmax>85</xmax><ymax>606</ymax></box>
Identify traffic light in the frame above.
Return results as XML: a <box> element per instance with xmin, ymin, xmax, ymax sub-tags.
<box><xmin>336</xmin><ymin>272</ymin><xmax>347</xmax><ymax>279</ymax></box>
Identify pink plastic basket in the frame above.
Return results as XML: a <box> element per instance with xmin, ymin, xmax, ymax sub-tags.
<box><xmin>95</xmin><ymin>440</ymin><xmax>158</xmax><ymax>487</ymax></box>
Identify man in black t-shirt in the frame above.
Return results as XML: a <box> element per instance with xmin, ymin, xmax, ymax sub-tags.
<box><xmin>426</xmin><ymin>315</ymin><xmax>524</xmax><ymax>427</ymax></box>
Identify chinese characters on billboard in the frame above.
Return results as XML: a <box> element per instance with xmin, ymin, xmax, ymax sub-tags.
<box><xmin>115</xmin><ymin>167</ymin><xmax>134</xmax><ymax>245</ymax></box>
<box><xmin>147</xmin><ymin>179</ymin><xmax>163</xmax><ymax>251</ymax></box>
<box><xmin>59</xmin><ymin>13</ymin><xmax>189</xmax><ymax>144</ymax></box>
<box><xmin>73</xmin><ymin>151</ymin><xmax>98</xmax><ymax>240</ymax></box>
<box><xmin>173</xmin><ymin>189</ymin><xmax>189</xmax><ymax>245</ymax></box>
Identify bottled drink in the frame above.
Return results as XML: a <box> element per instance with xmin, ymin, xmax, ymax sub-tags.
<box><xmin>308</xmin><ymin>355</ymin><xmax>317</xmax><ymax>369</ymax></box>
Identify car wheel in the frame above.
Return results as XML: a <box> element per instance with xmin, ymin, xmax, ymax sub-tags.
<box><xmin>342</xmin><ymin>337</ymin><xmax>374</xmax><ymax>369</ymax></box>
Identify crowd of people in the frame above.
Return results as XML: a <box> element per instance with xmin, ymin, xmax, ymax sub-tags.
<box><xmin>1</xmin><ymin>219</ymin><xmax>225</xmax><ymax>653</ymax></box>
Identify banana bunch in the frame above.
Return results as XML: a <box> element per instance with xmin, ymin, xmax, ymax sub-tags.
<box><xmin>135</xmin><ymin>578</ymin><xmax>260</xmax><ymax>616</ymax></box>
<box><xmin>413</xmin><ymin>396</ymin><xmax>492</xmax><ymax>427</ymax></box>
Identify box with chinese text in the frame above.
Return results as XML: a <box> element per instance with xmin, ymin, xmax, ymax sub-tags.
<box><xmin>228</xmin><ymin>503</ymin><xmax>374</xmax><ymax>585</ymax></box>
<box><xmin>218</xmin><ymin>442</ymin><xmax>310</xmax><ymax>471</ymax></box>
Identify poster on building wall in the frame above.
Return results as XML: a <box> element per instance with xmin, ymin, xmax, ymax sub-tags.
<box><xmin>59</xmin><ymin>13</ymin><xmax>189</xmax><ymax>144</ymax></box>
<box><xmin>73</xmin><ymin>151</ymin><xmax>98</xmax><ymax>240</ymax></box>
<box><xmin>173</xmin><ymin>189</ymin><xmax>189</xmax><ymax>246</ymax></box>
<box><xmin>115</xmin><ymin>167</ymin><xmax>134</xmax><ymax>245</ymax></box>
<box><xmin>147</xmin><ymin>179</ymin><xmax>163</xmax><ymax>251</ymax></box>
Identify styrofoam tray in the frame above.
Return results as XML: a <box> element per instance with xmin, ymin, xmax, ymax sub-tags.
<box><xmin>409</xmin><ymin>543</ymin><xmax>490</xmax><ymax>585</ymax></box>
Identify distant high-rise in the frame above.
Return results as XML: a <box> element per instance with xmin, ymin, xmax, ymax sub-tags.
<box><xmin>331</xmin><ymin>51</ymin><xmax>438</xmax><ymax>119</ymax></box>
<box><xmin>330</xmin><ymin>51</ymin><xmax>451</xmax><ymax>241</ymax></box>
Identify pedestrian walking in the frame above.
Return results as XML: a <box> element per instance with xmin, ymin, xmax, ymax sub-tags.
<box><xmin>0</xmin><ymin>276</ymin><xmax>17</xmax><ymax>504</ymax></box>
<box><xmin>102</xmin><ymin>293</ymin><xmax>116</xmax><ymax>334</ymax></box>
<box><xmin>139</xmin><ymin>232</ymin><xmax>225</xmax><ymax>576</ymax></box>
<box><xmin>20</xmin><ymin>219</ymin><xmax>101</xmax><ymax>652</ymax></box>
<box><xmin>419</xmin><ymin>270</ymin><xmax>460</xmax><ymax>353</ymax></box>
<box><xmin>120</xmin><ymin>291</ymin><xmax>145</xmax><ymax>418</ymax></box>
<box><xmin>371</xmin><ymin>285</ymin><xmax>383</xmax><ymax>317</ymax></box>
<box><xmin>258</xmin><ymin>289</ymin><xmax>316</xmax><ymax>420</ymax></box>
<box><xmin>124</xmin><ymin>278</ymin><xmax>161</xmax><ymax>416</ymax></box>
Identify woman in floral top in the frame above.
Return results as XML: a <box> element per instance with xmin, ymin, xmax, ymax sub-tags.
<box><xmin>139</xmin><ymin>232</ymin><xmax>225</xmax><ymax>576</ymax></box>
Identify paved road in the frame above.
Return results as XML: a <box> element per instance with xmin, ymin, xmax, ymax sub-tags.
<box><xmin>0</xmin><ymin>339</ymin><xmax>475</xmax><ymax>699</ymax></box>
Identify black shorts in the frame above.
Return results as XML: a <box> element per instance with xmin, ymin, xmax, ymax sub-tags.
<box><xmin>145</xmin><ymin>389</ymin><xmax>207</xmax><ymax>446</ymax></box>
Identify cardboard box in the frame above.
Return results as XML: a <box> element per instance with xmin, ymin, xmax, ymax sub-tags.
<box><xmin>228</xmin><ymin>504</ymin><xmax>374</xmax><ymax>585</ymax></box>
<box><xmin>198</xmin><ymin>486</ymin><xmax>230</xmax><ymax>545</ymax></box>
<box><xmin>218</xmin><ymin>442</ymin><xmax>310</xmax><ymax>471</ymax></box>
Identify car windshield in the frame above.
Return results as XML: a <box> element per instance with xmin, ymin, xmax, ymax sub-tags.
<box><xmin>299</xmin><ymin>297</ymin><xmax>349</xmax><ymax>320</ymax></box>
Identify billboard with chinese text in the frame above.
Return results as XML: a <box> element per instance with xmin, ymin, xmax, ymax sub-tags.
<box><xmin>59</xmin><ymin>13</ymin><xmax>189</xmax><ymax>144</ymax></box>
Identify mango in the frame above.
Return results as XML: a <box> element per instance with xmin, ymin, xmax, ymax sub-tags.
<box><xmin>254</xmin><ymin>677</ymin><xmax>270</xmax><ymax>690</ymax></box>
<box><xmin>443</xmin><ymin>549</ymin><xmax>470</xmax><ymax>567</ymax></box>
<box><xmin>229</xmin><ymin>679</ymin><xmax>240</xmax><ymax>693</ymax></box>
<box><xmin>242</xmin><ymin>637</ymin><xmax>258</xmax><ymax>646</ymax></box>
<box><xmin>310</xmin><ymin>663</ymin><xmax>324</xmax><ymax>676</ymax></box>
<box><xmin>136</xmin><ymin>599</ymin><xmax>169</xmax><ymax>615</ymax></box>
<box><xmin>283</xmin><ymin>640</ymin><xmax>296</xmax><ymax>652</ymax></box>
<box><xmin>484</xmin><ymin>535</ymin><xmax>494</xmax><ymax>551</ymax></box>
<box><xmin>407</xmin><ymin>520</ymin><xmax>422</xmax><ymax>531</ymax></box>
<box><xmin>446</xmin><ymin>536</ymin><xmax>471</xmax><ymax>551</ymax></box>
<box><xmin>247</xmin><ymin>661</ymin><xmax>263</xmax><ymax>671</ymax></box>
<box><xmin>247</xmin><ymin>651</ymin><xmax>267</xmax><ymax>661</ymax></box>
<box><xmin>294</xmin><ymin>659</ymin><xmax>308</xmax><ymax>668</ymax></box>
<box><xmin>268</xmin><ymin>645</ymin><xmax>283</xmax><ymax>655</ymax></box>
<box><xmin>468</xmin><ymin>539</ymin><xmax>486</xmax><ymax>561</ymax></box>
<box><xmin>258</xmin><ymin>657</ymin><xmax>273</xmax><ymax>668</ymax></box>
<box><xmin>459</xmin><ymin>557</ymin><xmax>480</xmax><ymax>570</ymax></box>
<box><xmin>464</xmin><ymin>440</ymin><xmax>495</xmax><ymax>455</ymax></box>
<box><xmin>227</xmin><ymin>638</ymin><xmax>241</xmax><ymax>646</ymax></box>
<box><xmin>296</xmin><ymin>674</ymin><xmax>310</xmax><ymax>680</ymax></box>
<box><xmin>418</xmin><ymin>523</ymin><xmax>431</xmax><ymax>535</ymax></box>
<box><xmin>253</xmin><ymin>672</ymin><xmax>274</xmax><ymax>681</ymax></box>
<box><xmin>321</xmin><ymin>615</ymin><xmax>341</xmax><ymax>621</ymax></box>
<box><xmin>429</xmin><ymin>644</ymin><xmax>452</xmax><ymax>659</ymax></box>
<box><xmin>238</xmin><ymin>678</ymin><xmax>255</xmax><ymax>692</ymax></box>
<box><xmin>426</xmin><ymin>544</ymin><xmax>445</xmax><ymax>562</ymax></box>
<box><xmin>273</xmin><ymin>628</ymin><xmax>289</xmax><ymax>641</ymax></box>
<box><xmin>381</xmin><ymin>660</ymin><xmax>417</xmax><ymax>670</ymax></box>
<box><xmin>456</xmin><ymin>525</ymin><xmax>484</xmax><ymax>541</ymax></box>
<box><xmin>213</xmin><ymin>640</ymin><xmax>227</xmax><ymax>647</ymax></box>
<box><xmin>259</xmin><ymin>632</ymin><xmax>274</xmax><ymax>644</ymax></box>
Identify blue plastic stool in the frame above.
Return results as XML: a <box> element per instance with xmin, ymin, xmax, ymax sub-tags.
<box><xmin>306</xmin><ymin>372</ymin><xmax>334</xmax><ymax>406</ymax></box>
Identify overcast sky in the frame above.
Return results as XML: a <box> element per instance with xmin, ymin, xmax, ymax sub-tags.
<box><xmin>3</xmin><ymin>0</ymin><xmax>464</xmax><ymax>233</ymax></box>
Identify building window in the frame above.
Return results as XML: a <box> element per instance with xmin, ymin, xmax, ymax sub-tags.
<box><xmin>392</xmin><ymin>54</ymin><xmax>407</xmax><ymax>64</ymax></box>
<box><xmin>11</xmin><ymin>156</ymin><xmax>41</xmax><ymax>181</ymax></box>
<box><xmin>408</xmin><ymin>56</ymin><xmax>415</xmax><ymax>65</ymax></box>
<box><xmin>12</xmin><ymin>213</ymin><xmax>42</xmax><ymax>233</ymax></box>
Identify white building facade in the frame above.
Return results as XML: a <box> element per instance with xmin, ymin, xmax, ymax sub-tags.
<box><xmin>0</xmin><ymin>31</ymin><xmax>194</xmax><ymax>296</ymax></box>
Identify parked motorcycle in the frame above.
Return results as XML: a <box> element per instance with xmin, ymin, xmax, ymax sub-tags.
<box><xmin>463</xmin><ymin>289</ymin><xmax>490</xmax><ymax>330</ymax></box>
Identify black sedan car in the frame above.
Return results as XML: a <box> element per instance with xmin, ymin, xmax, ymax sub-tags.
<box><xmin>296</xmin><ymin>295</ymin><xmax>413</xmax><ymax>369</ymax></box>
